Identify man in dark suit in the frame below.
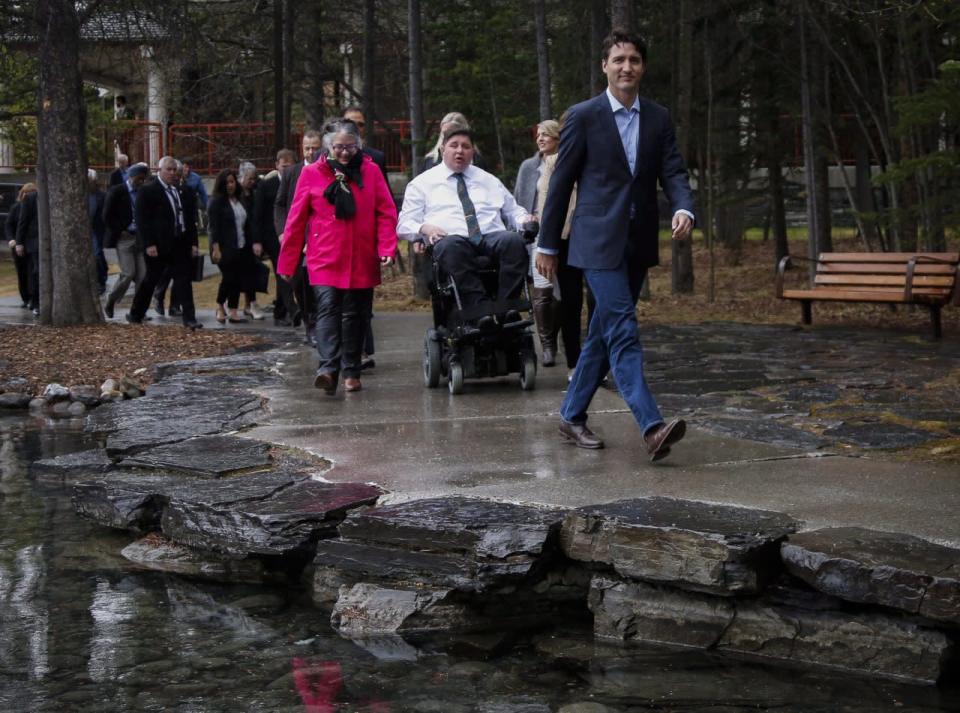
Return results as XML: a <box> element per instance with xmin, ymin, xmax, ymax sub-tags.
<box><xmin>275</xmin><ymin>129</ymin><xmax>323</xmax><ymax>343</ymax></box>
<box><xmin>109</xmin><ymin>154</ymin><xmax>129</xmax><ymax>186</ymax></box>
<box><xmin>536</xmin><ymin>29</ymin><xmax>695</xmax><ymax>461</ymax></box>
<box><xmin>127</xmin><ymin>156</ymin><xmax>203</xmax><ymax>329</ymax></box>
<box><xmin>254</xmin><ymin>148</ymin><xmax>299</xmax><ymax>325</ymax></box>
<box><xmin>15</xmin><ymin>189</ymin><xmax>40</xmax><ymax>315</ymax></box>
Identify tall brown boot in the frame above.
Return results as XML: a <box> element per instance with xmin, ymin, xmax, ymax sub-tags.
<box><xmin>532</xmin><ymin>287</ymin><xmax>558</xmax><ymax>367</ymax></box>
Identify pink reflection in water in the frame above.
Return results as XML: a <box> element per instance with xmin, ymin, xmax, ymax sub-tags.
<box><xmin>291</xmin><ymin>657</ymin><xmax>391</xmax><ymax>712</ymax></box>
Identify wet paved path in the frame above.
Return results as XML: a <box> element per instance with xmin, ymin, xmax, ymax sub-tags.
<box><xmin>246</xmin><ymin>312</ymin><xmax>960</xmax><ymax>547</ymax></box>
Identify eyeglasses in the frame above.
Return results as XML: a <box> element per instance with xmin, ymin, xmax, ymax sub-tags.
<box><xmin>331</xmin><ymin>144</ymin><xmax>359</xmax><ymax>154</ymax></box>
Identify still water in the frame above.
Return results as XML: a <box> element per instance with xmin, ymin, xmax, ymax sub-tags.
<box><xmin>1</xmin><ymin>416</ymin><xmax>958</xmax><ymax>713</ymax></box>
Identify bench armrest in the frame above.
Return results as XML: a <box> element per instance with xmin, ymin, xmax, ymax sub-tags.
<box><xmin>775</xmin><ymin>254</ymin><xmax>818</xmax><ymax>298</ymax></box>
<box><xmin>905</xmin><ymin>255</ymin><xmax>960</xmax><ymax>302</ymax></box>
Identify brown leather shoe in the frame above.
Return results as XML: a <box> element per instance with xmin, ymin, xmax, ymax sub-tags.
<box><xmin>314</xmin><ymin>371</ymin><xmax>337</xmax><ymax>394</ymax></box>
<box><xmin>644</xmin><ymin>419</ymin><xmax>686</xmax><ymax>462</ymax></box>
<box><xmin>559</xmin><ymin>421</ymin><xmax>604</xmax><ymax>449</ymax></box>
<box><xmin>344</xmin><ymin>377</ymin><xmax>362</xmax><ymax>392</ymax></box>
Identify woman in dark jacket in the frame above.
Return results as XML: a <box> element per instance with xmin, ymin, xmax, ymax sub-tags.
<box><xmin>207</xmin><ymin>168</ymin><xmax>256</xmax><ymax>324</ymax></box>
<box><xmin>4</xmin><ymin>183</ymin><xmax>36</xmax><ymax>309</ymax></box>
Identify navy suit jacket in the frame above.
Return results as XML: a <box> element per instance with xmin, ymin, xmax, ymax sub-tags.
<box><xmin>539</xmin><ymin>92</ymin><xmax>694</xmax><ymax>270</ymax></box>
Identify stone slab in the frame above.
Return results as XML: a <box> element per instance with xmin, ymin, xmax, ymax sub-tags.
<box><xmin>118</xmin><ymin>435</ymin><xmax>273</xmax><ymax>477</ymax></box>
<box><xmin>30</xmin><ymin>448</ymin><xmax>114</xmax><ymax>483</ymax></box>
<box><xmin>121</xmin><ymin>533</ymin><xmax>284</xmax><ymax>585</ymax></box>
<box><xmin>73</xmin><ymin>473</ymin><xmax>187</xmax><ymax>532</ymax></box>
<box><xmin>162</xmin><ymin>479</ymin><xmax>383</xmax><ymax>557</ymax></box>
<box><xmin>337</xmin><ymin>496</ymin><xmax>566</xmax><ymax>559</ymax></box>
<box><xmin>823</xmin><ymin>420</ymin><xmax>941</xmax><ymax>449</ymax></box>
<box><xmin>781</xmin><ymin>527</ymin><xmax>960</xmax><ymax>625</ymax></box>
<box><xmin>589</xmin><ymin>576</ymin><xmax>953</xmax><ymax>685</ymax></box>
<box><xmin>561</xmin><ymin>497</ymin><xmax>801</xmax><ymax>595</ymax></box>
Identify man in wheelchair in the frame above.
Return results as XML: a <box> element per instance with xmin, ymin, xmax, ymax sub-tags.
<box><xmin>398</xmin><ymin>127</ymin><xmax>534</xmax><ymax>330</ymax></box>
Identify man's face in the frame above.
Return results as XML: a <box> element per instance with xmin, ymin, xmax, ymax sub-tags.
<box><xmin>182</xmin><ymin>164</ymin><xmax>192</xmax><ymax>178</ymax></box>
<box><xmin>343</xmin><ymin>110</ymin><xmax>366</xmax><ymax>139</ymax></box>
<box><xmin>302</xmin><ymin>135</ymin><xmax>322</xmax><ymax>161</ymax></box>
<box><xmin>159</xmin><ymin>162</ymin><xmax>178</xmax><ymax>185</ymax></box>
<box><xmin>276</xmin><ymin>156</ymin><xmax>293</xmax><ymax>174</ymax></box>
<box><xmin>441</xmin><ymin>135</ymin><xmax>475</xmax><ymax>172</ymax></box>
<box><xmin>602</xmin><ymin>42</ymin><xmax>645</xmax><ymax>96</ymax></box>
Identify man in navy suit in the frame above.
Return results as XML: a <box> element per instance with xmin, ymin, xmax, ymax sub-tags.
<box><xmin>536</xmin><ymin>29</ymin><xmax>695</xmax><ymax>461</ymax></box>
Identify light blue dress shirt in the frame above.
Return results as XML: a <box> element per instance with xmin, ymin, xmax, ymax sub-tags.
<box><xmin>607</xmin><ymin>89</ymin><xmax>640</xmax><ymax>175</ymax></box>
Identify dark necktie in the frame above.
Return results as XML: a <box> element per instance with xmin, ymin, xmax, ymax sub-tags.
<box><xmin>454</xmin><ymin>173</ymin><xmax>482</xmax><ymax>244</ymax></box>
<box><xmin>166</xmin><ymin>184</ymin><xmax>184</xmax><ymax>235</ymax></box>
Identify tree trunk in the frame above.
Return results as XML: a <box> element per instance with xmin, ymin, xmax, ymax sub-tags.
<box><xmin>283</xmin><ymin>0</ymin><xmax>294</xmax><ymax>143</ymax></box>
<box><xmin>35</xmin><ymin>0</ymin><xmax>101</xmax><ymax>325</ymax></box>
<box><xmin>408</xmin><ymin>0</ymin><xmax>430</xmax><ymax>299</ymax></box>
<box><xmin>302</xmin><ymin>2</ymin><xmax>324</xmax><ymax>130</ymax></box>
<box><xmin>610</xmin><ymin>0</ymin><xmax>633</xmax><ymax>29</ymax></box>
<box><xmin>854</xmin><ymin>136</ymin><xmax>877</xmax><ymax>249</ymax></box>
<box><xmin>272</xmin><ymin>0</ymin><xmax>284</xmax><ymax>151</ymax></box>
<box><xmin>799</xmin><ymin>2</ymin><xmax>819</xmax><ymax>283</ymax></box>
<box><xmin>362</xmin><ymin>0</ymin><xmax>376</xmax><ymax>124</ymax></box>
<box><xmin>534</xmin><ymin>0</ymin><xmax>552</xmax><ymax>120</ymax></box>
<box><xmin>589</xmin><ymin>0</ymin><xmax>606</xmax><ymax>94</ymax></box>
<box><xmin>671</xmin><ymin>0</ymin><xmax>694</xmax><ymax>294</ymax></box>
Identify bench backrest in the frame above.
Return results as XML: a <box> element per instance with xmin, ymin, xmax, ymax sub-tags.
<box><xmin>815</xmin><ymin>252</ymin><xmax>959</xmax><ymax>302</ymax></box>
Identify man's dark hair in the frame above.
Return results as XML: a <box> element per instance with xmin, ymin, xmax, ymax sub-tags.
<box><xmin>442</xmin><ymin>126</ymin><xmax>473</xmax><ymax>145</ymax></box>
<box><xmin>601</xmin><ymin>29</ymin><xmax>647</xmax><ymax>63</ymax></box>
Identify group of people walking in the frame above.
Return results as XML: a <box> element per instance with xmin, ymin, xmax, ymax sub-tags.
<box><xmin>7</xmin><ymin>29</ymin><xmax>696</xmax><ymax>461</ymax></box>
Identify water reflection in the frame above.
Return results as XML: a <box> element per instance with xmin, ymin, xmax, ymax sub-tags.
<box><xmin>1</xmin><ymin>416</ymin><xmax>959</xmax><ymax>712</ymax></box>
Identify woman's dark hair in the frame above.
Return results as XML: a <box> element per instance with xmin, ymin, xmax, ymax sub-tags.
<box><xmin>212</xmin><ymin>168</ymin><xmax>239</xmax><ymax>200</ymax></box>
<box><xmin>601</xmin><ymin>28</ymin><xmax>647</xmax><ymax>63</ymax></box>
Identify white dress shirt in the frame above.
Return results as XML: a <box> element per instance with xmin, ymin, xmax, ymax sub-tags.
<box><xmin>397</xmin><ymin>162</ymin><xmax>527</xmax><ymax>241</ymax></box>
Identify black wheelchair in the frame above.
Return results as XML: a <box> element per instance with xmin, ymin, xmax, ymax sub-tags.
<box><xmin>422</xmin><ymin>223</ymin><xmax>540</xmax><ymax>395</ymax></box>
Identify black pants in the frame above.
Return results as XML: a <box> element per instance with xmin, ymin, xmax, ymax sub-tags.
<box><xmin>433</xmin><ymin>231</ymin><xmax>527</xmax><ymax>314</ymax></box>
<box><xmin>131</xmin><ymin>251</ymin><xmax>196</xmax><ymax>324</ymax></box>
<box><xmin>262</xmin><ymin>235</ymin><xmax>298</xmax><ymax>320</ymax></box>
<box><xmin>291</xmin><ymin>258</ymin><xmax>317</xmax><ymax>337</ymax></box>
<box><xmin>556</xmin><ymin>239</ymin><xmax>595</xmax><ymax>369</ymax></box>
<box><xmin>313</xmin><ymin>285</ymin><xmax>373</xmax><ymax>379</ymax></box>
<box><xmin>12</xmin><ymin>248</ymin><xmax>30</xmax><ymax>306</ymax></box>
<box><xmin>215</xmin><ymin>249</ymin><xmax>257</xmax><ymax>310</ymax></box>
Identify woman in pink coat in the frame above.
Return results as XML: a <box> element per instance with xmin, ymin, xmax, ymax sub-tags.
<box><xmin>278</xmin><ymin>120</ymin><xmax>397</xmax><ymax>394</ymax></box>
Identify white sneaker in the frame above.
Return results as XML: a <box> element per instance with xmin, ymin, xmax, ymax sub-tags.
<box><xmin>246</xmin><ymin>302</ymin><xmax>265</xmax><ymax>320</ymax></box>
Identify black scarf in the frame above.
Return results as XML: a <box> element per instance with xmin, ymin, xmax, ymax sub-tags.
<box><xmin>323</xmin><ymin>152</ymin><xmax>364</xmax><ymax>219</ymax></box>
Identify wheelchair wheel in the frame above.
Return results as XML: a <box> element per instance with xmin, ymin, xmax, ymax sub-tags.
<box><xmin>519</xmin><ymin>354</ymin><xmax>537</xmax><ymax>391</ymax></box>
<box><xmin>448</xmin><ymin>362</ymin><xmax>464</xmax><ymax>395</ymax></box>
<box><xmin>423</xmin><ymin>330</ymin><xmax>441</xmax><ymax>388</ymax></box>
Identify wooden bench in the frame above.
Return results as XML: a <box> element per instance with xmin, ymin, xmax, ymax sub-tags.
<box><xmin>775</xmin><ymin>252</ymin><xmax>960</xmax><ymax>339</ymax></box>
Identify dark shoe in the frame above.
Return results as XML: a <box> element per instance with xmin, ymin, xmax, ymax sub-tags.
<box><xmin>168</xmin><ymin>305</ymin><xmax>183</xmax><ymax>317</ymax></box>
<box><xmin>600</xmin><ymin>372</ymin><xmax>618</xmax><ymax>392</ymax></box>
<box><xmin>344</xmin><ymin>377</ymin><xmax>362</xmax><ymax>392</ymax></box>
<box><xmin>292</xmin><ymin>310</ymin><xmax>303</xmax><ymax>328</ymax></box>
<box><xmin>559</xmin><ymin>421</ymin><xmax>604</xmax><ymax>449</ymax></box>
<box><xmin>104</xmin><ymin>301</ymin><xmax>115</xmax><ymax>319</ymax></box>
<box><xmin>644</xmin><ymin>419</ymin><xmax>686</xmax><ymax>462</ymax></box>
<box><xmin>542</xmin><ymin>347</ymin><xmax>556</xmax><ymax>367</ymax></box>
<box><xmin>314</xmin><ymin>371</ymin><xmax>337</xmax><ymax>394</ymax></box>
<box><xmin>502</xmin><ymin>310</ymin><xmax>521</xmax><ymax>325</ymax></box>
<box><xmin>153</xmin><ymin>297</ymin><xmax>164</xmax><ymax>316</ymax></box>
<box><xmin>125</xmin><ymin>313</ymin><xmax>142</xmax><ymax>324</ymax></box>
<box><xmin>274</xmin><ymin>317</ymin><xmax>292</xmax><ymax>327</ymax></box>
<box><xmin>360</xmin><ymin>355</ymin><xmax>376</xmax><ymax>371</ymax></box>
<box><xmin>477</xmin><ymin>315</ymin><xmax>497</xmax><ymax>332</ymax></box>
<box><xmin>184</xmin><ymin>320</ymin><xmax>203</xmax><ymax>330</ymax></box>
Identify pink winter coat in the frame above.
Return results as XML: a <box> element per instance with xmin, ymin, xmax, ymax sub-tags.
<box><xmin>278</xmin><ymin>155</ymin><xmax>398</xmax><ymax>289</ymax></box>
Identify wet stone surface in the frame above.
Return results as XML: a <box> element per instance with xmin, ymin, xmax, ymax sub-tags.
<box><xmin>822</xmin><ymin>420</ymin><xmax>944</xmax><ymax>448</ymax></box>
<box><xmin>117</xmin><ymin>435</ymin><xmax>273</xmax><ymax>477</ymax></box>
<box><xmin>589</xmin><ymin>575</ymin><xmax>953</xmax><ymax>685</ymax></box>
<box><xmin>561</xmin><ymin>497</ymin><xmax>801</xmax><ymax>595</ymax></box>
<box><xmin>782</xmin><ymin>527</ymin><xmax>960</xmax><ymax>624</ymax></box>
<box><xmin>637</xmin><ymin>324</ymin><xmax>960</xmax><ymax>452</ymax></box>
<box><xmin>122</xmin><ymin>533</ymin><xmax>286</xmax><ymax>585</ymax></box>
<box><xmin>162</xmin><ymin>477</ymin><xmax>383</xmax><ymax>558</ymax></box>
<box><xmin>31</xmin><ymin>447</ymin><xmax>115</xmax><ymax>483</ymax></box>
